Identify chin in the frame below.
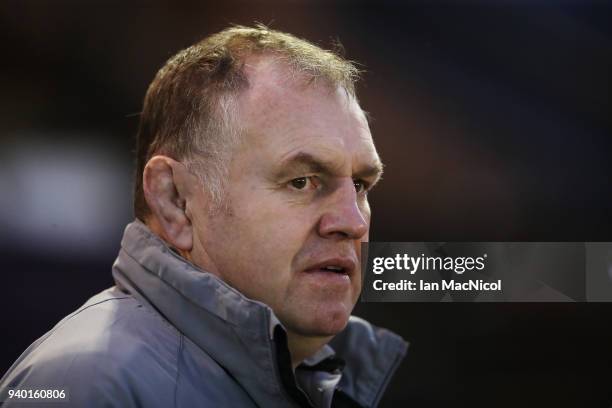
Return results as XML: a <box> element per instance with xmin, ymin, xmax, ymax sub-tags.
<box><xmin>290</xmin><ymin>303</ymin><xmax>352</xmax><ymax>337</ymax></box>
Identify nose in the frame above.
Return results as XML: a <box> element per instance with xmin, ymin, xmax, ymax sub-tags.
<box><xmin>317</xmin><ymin>179</ymin><xmax>369</xmax><ymax>240</ymax></box>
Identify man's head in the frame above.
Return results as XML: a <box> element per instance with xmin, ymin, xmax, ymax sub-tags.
<box><xmin>137</xmin><ymin>26</ymin><xmax>383</xmax><ymax>358</ymax></box>
<box><xmin>134</xmin><ymin>25</ymin><xmax>361</xmax><ymax>218</ymax></box>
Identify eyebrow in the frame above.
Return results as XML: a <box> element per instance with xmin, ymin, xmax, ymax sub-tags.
<box><xmin>274</xmin><ymin>151</ymin><xmax>384</xmax><ymax>182</ymax></box>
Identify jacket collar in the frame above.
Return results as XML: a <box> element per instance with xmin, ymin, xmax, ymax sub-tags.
<box><xmin>112</xmin><ymin>220</ymin><xmax>407</xmax><ymax>407</ymax></box>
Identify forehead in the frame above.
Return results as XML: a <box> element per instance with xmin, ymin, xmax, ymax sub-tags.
<box><xmin>235</xmin><ymin>57</ymin><xmax>378</xmax><ymax>164</ymax></box>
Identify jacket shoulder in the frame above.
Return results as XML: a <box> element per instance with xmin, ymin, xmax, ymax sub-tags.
<box><xmin>330</xmin><ymin>316</ymin><xmax>409</xmax><ymax>407</ymax></box>
<box><xmin>1</xmin><ymin>287</ymin><xmax>180</xmax><ymax>407</ymax></box>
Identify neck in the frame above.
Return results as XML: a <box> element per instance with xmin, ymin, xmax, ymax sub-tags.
<box><xmin>286</xmin><ymin>331</ymin><xmax>333</xmax><ymax>370</ymax></box>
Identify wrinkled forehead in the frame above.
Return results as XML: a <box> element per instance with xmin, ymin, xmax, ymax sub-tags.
<box><xmin>236</xmin><ymin>56</ymin><xmax>373</xmax><ymax>149</ymax></box>
<box><xmin>239</xmin><ymin>55</ymin><xmax>369</xmax><ymax>125</ymax></box>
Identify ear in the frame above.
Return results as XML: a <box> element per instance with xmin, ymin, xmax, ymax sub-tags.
<box><xmin>143</xmin><ymin>155</ymin><xmax>193</xmax><ymax>251</ymax></box>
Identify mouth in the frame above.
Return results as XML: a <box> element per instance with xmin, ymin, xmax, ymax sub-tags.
<box><xmin>303</xmin><ymin>258</ymin><xmax>356</xmax><ymax>277</ymax></box>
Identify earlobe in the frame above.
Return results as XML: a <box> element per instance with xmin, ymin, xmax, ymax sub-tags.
<box><xmin>143</xmin><ymin>156</ymin><xmax>193</xmax><ymax>251</ymax></box>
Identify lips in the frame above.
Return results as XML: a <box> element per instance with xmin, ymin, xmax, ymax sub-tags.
<box><xmin>303</xmin><ymin>258</ymin><xmax>356</xmax><ymax>277</ymax></box>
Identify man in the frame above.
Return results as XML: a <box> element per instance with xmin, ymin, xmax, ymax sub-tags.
<box><xmin>1</xmin><ymin>25</ymin><xmax>407</xmax><ymax>407</ymax></box>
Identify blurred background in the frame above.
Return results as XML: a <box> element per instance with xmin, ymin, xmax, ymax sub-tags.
<box><xmin>1</xmin><ymin>1</ymin><xmax>611</xmax><ymax>406</ymax></box>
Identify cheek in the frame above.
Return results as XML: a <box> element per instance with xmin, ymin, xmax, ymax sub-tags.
<box><xmin>214</xmin><ymin>197</ymin><xmax>314</xmax><ymax>284</ymax></box>
<box><xmin>235</xmin><ymin>191</ymin><xmax>316</xmax><ymax>245</ymax></box>
<box><xmin>245</xmin><ymin>218</ymin><xmax>311</xmax><ymax>279</ymax></box>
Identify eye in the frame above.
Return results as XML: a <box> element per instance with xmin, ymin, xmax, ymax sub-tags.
<box><xmin>289</xmin><ymin>176</ymin><xmax>318</xmax><ymax>191</ymax></box>
<box><xmin>290</xmin><ymin>177</ymin><xmax>308</xmax><ymax>189</ymax></box>
<box><xmin>354</xmin><ymin>179</ymin><xmax>368</xmax><ymax>194</ymax></box>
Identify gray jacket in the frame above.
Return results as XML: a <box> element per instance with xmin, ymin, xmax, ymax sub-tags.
<box><xmin>1</xmin><ymin>221</ymin><xmax>407</xmax><ymax>407</ymax></box>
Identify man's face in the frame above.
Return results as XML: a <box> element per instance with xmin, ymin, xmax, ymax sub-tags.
<box><xmin>190</xmin><ymin>60</ymin><xmax>382</xmax><ymax>337</ymax></box>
